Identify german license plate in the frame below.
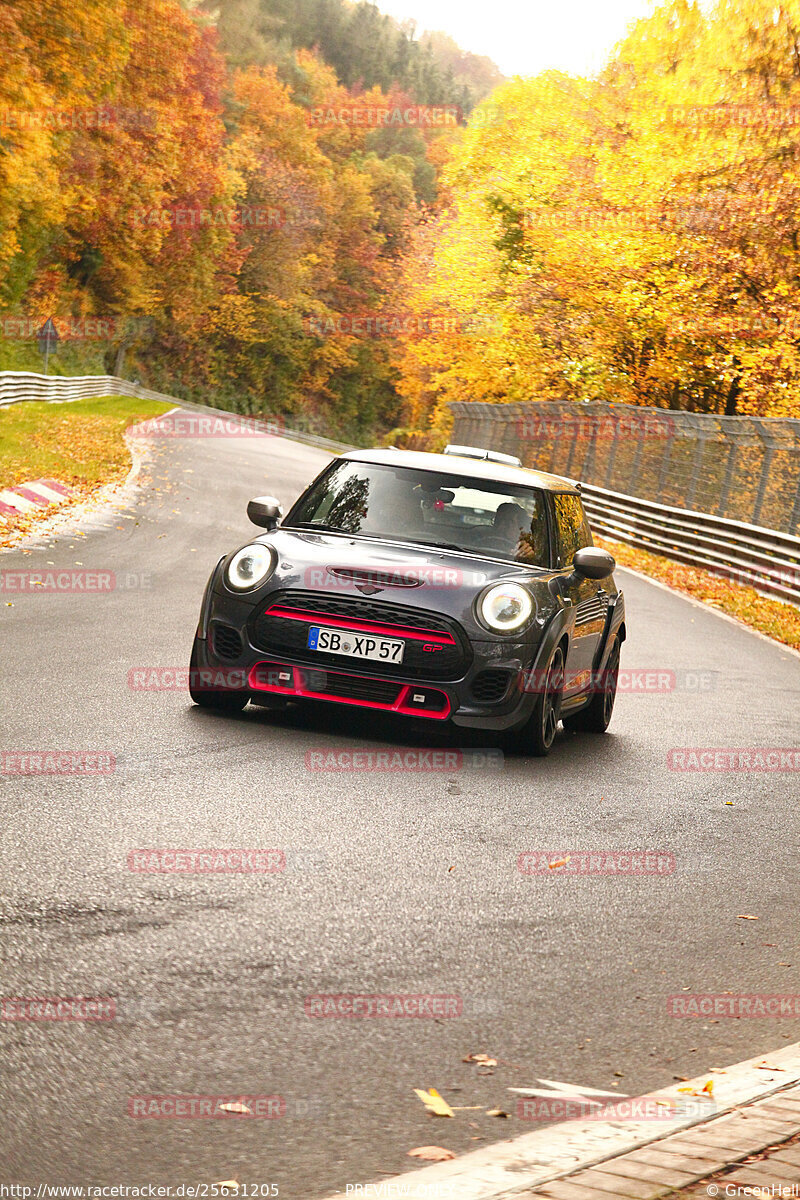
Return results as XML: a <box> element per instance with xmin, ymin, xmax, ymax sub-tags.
<box><xmin>307</xmin><ymin>625</ymin><xmax>404</xmax><ymax>664</ymax></box>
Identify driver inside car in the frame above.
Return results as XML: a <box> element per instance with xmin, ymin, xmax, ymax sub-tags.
<box><xmin>493</xmin><ymin>500</ymin><xmax>543</xmax><ymax>562</ymax></box>
<box><xmin>361</xmin><ymin>479</ymin><xmax>423</xmax><ymax>534</ymax></box>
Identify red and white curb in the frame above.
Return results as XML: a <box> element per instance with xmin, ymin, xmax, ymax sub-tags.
<box><xmin>322</xmin><ymin>1042</ymin><xmax>800</xmax><ymax>1199</ymax></box>
<box><xmin>0</xmin><ymin>478</ymin><xmax>72</xmax><ymax>519</ymax></box>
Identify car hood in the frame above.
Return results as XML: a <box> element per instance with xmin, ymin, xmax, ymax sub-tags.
<box><xmin>260</xmin><ymin>526</ymin><xmax>548</xmax><ymax>593</ymax></box>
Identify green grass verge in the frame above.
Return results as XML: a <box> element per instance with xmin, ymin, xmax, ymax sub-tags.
<box><xmin>0</xmin><ymin>395</ymin><xmax>172</xmax><ymax>491</ymax></box>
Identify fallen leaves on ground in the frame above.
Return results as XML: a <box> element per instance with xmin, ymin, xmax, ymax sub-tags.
<box><xmin>737</xmin><ymin>914</ymin><xmax>759</xmax><ymax>920</ymax></box>
<box><xmin>677</xmin><ymin>1080</ymin><xmax>714</xmax><ymax>1097</ymax></box>
<box><xmin>595</xmin><ymin>535</ymin><xmax>800</xmax><ymax>651</ymax></box>
<box><xmin>413</xmin><ymin>1088</ymin><xmax>454</xmax><ymax>1117</ymax></box>
<box><xmin>407</xmin><ymin>1146</ymin><xmax>455</xmax><ymax>1162</ymax></box>
<box><xmin>462</xmin><ymin>1053</ymin><xmax>497</xmax><ymax>1067</ymax></box>
<box><xmin>0</xmin><ymin>397</ymin><xmax>173</xmax><ymax>547</ymax></box>
<box><xmin>486</xmin><ymin>1108</ymin><xmax>509</xmax><ymax>1118</ymax></box>
<box><xmin>219</xmin><ymin>1102</ymin><xmax>252</xmax><ymax>1114</ymax></box>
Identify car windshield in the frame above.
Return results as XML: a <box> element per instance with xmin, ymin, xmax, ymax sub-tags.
<box><xmin>286</xmin><ymin>460</ymin><xmax>550</xmax><ymax>566</ymax></box>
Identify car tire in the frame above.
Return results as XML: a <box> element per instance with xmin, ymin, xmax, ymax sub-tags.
<box><xmin>188</xmin><ymin>639</ymin><xmax>249</xmax><ymax>712</ymax></box>
<box><xmin>563</xmin><ymin>634</ymin><xmax>620</xmax><ymax>734</ymax></box>
<box><xmin>508</xmin><ymin>643</ymin><xmax>565</xmax><ymax>757</ymax></box>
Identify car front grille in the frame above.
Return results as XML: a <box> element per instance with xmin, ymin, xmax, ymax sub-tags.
<box><xmin>304</xmin><ymin>670</ymin><xmax>400</xmax><ymax>704</ymax></box>
<box><xmin>211</xmin><ymin>622</ymin><xmax>244</xmax><ymax>661</ymax></box>
<box><xmin>249</xmin><ymin>590</ymin><xmax>471</xmax><ymax>681</ymax></box>
<box><xmin>248</xmin><ymin>661</ymin><xmax>450</xmax><ymax>718</ymax></box>
<box><xmin>470</xmin><ymin>669</ymin><xmax>513</xmax><ymax>703</ymax></box>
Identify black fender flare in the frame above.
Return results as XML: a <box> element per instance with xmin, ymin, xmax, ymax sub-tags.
<box><xmin>593</xmin><ymin>591</ymin><xmax>626</xmax><ymax>673</ymax></box>
<box><xmin>196</xmin><ymin>556</ymin><xmax>226</xmax><ymax>641</ymax></box>
<box><xmin>529</xmin><ymin>607</ymin><xmax>574</xmax><ymax>676</ymax></box>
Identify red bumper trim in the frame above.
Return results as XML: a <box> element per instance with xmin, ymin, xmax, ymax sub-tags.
<box><xmin>248</xmin><ymin>661</ymin><xmax>451</xmax><ymax>720</ymax></box>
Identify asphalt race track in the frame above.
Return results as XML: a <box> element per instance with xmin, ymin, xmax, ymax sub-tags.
<box><xmin>1</xmin><ymin>421</ymin><xmax>799</xmax><ymax>1193</ymax></box>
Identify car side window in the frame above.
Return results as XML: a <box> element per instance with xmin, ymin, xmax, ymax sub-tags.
<box><xmin>552</xmin><ymin>493</ymin><xmax>593</xmax><ymax>568</ymax></box>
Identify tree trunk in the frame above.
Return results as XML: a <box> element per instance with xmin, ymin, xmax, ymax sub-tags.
<box><xmin>724</xmin><ymin>375</ymin><xmax>741</xmax><ymax>416</ymax></box>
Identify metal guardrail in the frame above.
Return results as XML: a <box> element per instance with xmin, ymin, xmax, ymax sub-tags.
<box><xmin>450</xmin><ymin>403</ymin><xmax>800</xmax><ymax>608</ymax></box>
<box><xmin>0</xmin><ymin>371</ymin><xmax>353</xmax><ymax>452</ymax></box>
<box><xmin>449</xmin><ymin>399</ymin><xmax>800</xmax><ymax>536</ymax></box>
<box><xmin>4</xmin><ymin>373</ymin><xmax>797</xmax><ymax>605</ymax></box>
<box><xmin>580</xmin><ymin>483</ymin><xmax>800</xmax><ymax>607</ymax></box>
<box><xmin>0</xmin><ymin>371</ymin><xmax>176</xmax><ymax>407</ymax></box>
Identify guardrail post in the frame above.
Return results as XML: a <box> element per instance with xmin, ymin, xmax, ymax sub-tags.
<box><xmin>603</xmin><ymin>410</ymin><xmax>623</xmax><ymax>488</ymax></box>
<box><xmin>500</xmin><ymin>403</ymin><xmax>524</xmax><ymax>461</ymax></box>
<box><xmin>626</xmin><ymin>422</ymin><xmax>646</xmax><ymax>494</ymax></box>
<box><xmin>791</xmin><ymin>471</ymin><xmax>800</xmax><ymax>535</ymax></box>
<box><xmin>686</xmin><ymin>429</ymin><xmax>708</xmax><ymax>508</ymax></box>
<box><xmin>751</xmin><ymin>421</ymin><xmax>777</xmax><ymax>527</ymax></box>
<box><xmin>582</xmin><ymin>409</ymin><xmax>601</xmax><ymax>484</ymax></box>
<box><xmin>656</xmin><ymin>426</ymin><xmax>677</xmax><ymax>500</ymax></box>
<box><xmin>718</xmin><ymin>441</ymin><xmax>739</xmax><ymax>516</ymax></box>
<box><xmin>565</xmin><ymin>411</ymin><xmax>581</xmax><ymax>475</ymax></box>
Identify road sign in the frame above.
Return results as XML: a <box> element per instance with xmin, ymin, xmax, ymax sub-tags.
<box><xmin>37</xmin><ymin>317</ymin><xmax>59</xmax><ymax>374</ymax></box>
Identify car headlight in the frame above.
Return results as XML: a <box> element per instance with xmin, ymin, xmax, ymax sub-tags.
<box><xmin>478</xmin><ymin>581</ymin><xmax>534</xmax><ymax>632</ymax></box>
<box><xmin>226</xmin><ymin>544</ymin><xmax>276</xmax><ymax>591</ymax></box>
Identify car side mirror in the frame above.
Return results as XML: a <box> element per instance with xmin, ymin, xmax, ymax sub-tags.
<box><xmin>247</xmin><ymin>495</ymin><xmax>282</xmax><ymax>530</ymax></box>
<box><xmin>570</xmin><ymin>546</ymin><xmax>615</xmax><ymax>581</ymax></box>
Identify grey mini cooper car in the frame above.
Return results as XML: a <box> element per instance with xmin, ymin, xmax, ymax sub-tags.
<box><xmin>189</xmin><ymin>444</ymin><xmax>625</xmax><ymax>755</ymax></box>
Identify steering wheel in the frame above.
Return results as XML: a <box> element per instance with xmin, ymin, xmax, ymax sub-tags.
<box><xmin>472</xmin><ymin>530</ymin><xmax>511</xmax><ymax>552</ymax></box>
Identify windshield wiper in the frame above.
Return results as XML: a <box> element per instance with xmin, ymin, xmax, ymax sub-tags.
<box><xmin>286</xmin><ymin>521</ymin><xmax>347</xmax><ymax>533</ymax></box>
<box><xmin>406</xmin><ymin>538</ymin><xmax>471</xmax><ymax>553</ymax></box>
<box><xmin>287</xmin><ymin>525</ymin><xmax>473</xmax><ymax>554</ymax></box>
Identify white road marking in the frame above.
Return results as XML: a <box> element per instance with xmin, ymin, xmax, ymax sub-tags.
<box><xmin>509</xmin><ymin>1078</ymin><xmax>627</xmax><ymax>1103</ymax></box>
